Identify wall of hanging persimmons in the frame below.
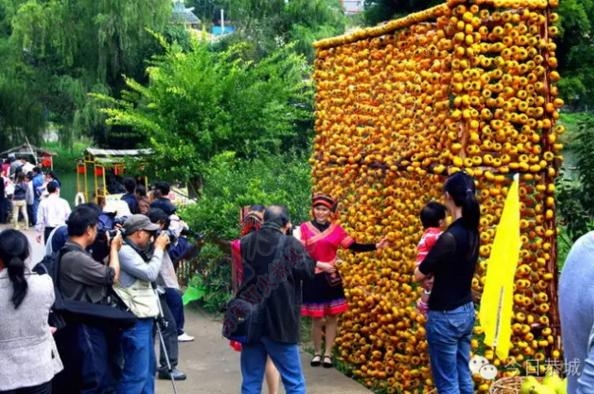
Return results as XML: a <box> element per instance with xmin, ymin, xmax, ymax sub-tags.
<box><xmin>310</xmin><ymin>0</ymin><xmax>563</xmax><ymax>391</ymax></box>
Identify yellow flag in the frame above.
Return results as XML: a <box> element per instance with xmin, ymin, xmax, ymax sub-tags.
<box><xmin>479</xmin><ymin>174</ymin><xmax>521</xmax><ymax>360</ymax></box>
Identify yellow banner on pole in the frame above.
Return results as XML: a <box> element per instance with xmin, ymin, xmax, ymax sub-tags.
<box><xmin>479</xmin><ymin>174</ymin><xmax>521</xmax><ymax>360</ymax></box>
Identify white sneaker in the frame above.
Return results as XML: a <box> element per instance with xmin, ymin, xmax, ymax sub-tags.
<box><xmin>178</xmin><ymin>333</ymin><xmax>194</xmax><ymax>342</ymax></box>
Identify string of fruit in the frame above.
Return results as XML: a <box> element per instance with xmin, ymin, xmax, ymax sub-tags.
<box><xmin>311</xmin><ymin>0</ymin><xmax>563</xmax><ymax>392</ymax></box>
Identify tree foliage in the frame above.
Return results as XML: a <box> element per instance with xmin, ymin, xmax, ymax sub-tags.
<box><xmin>0</xmin><ymin>0</ymin><xmax>173</xmax><ymax>149</ymax></box>
<box><xmin>556</xmin><ymin>116</ymin><xmax>594</xmax><ymax>241</ymax></box>
<box><xmin>94</xmin><ymin>38</ymin><xmax>313</xmax><ymax>191</ymax></box>
<box><xmin>363</xmin><ymin>0</ymin><xmax>441</xmax><ymax>25</ymax></box>
<box><xmin>555</xmin><ymin>0</ymin><xmax>594</xmax><ymax>108</ymax></box>
<box><xmin>192</xmin><ymin>0</ymin><xmax>347</xmax><ymax>60</ymax></box>
<box><xmin>178</xmin><ymin>151</ymin><xmax>312</xmax><ymax>312</ymax></box>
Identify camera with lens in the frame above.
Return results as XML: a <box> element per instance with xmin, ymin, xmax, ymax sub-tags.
<box><xmin>180</xmin><ymin>228</ymin><xmax>205</xmax><ymax>241</ymax></box>
<box><xmin>106</xmin><ymin>228</ymin><xmax>123</xmax><ymax>239</ymax></box>
<box><xmin>113</xmin><ymin>217</ymin><xmax>127</xmax><ymax>227</ymax></box>
<box><xmin>156</xmin><ymin>229</ymin><xmax>177</xmax><ymax>244</ymax></box>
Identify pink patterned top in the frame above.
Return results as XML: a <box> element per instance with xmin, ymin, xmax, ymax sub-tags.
<box><xmin>299</xmin><ymin>222</ymin><xmax>354</xmax><ymax>274</ymax></box>
<box><xmin>415</xmin><ymin>227</ymin><xmax>443</xmax><ymax>266</ymax></box>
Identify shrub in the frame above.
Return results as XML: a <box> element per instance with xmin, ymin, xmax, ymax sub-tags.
<box><xmin>556</xmin><ymin>113</ymin><xmax>594</xmax><ymax>243</ymax></box>
<box><xmin>178</xmin><ymin>151</ymin><xmax>312</xmax><ymax>312</ymax></box>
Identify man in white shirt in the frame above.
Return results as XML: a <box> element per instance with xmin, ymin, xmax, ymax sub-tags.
<box><xmin>35</xmin><ymin>181</ymin><xmax>71</xmax><ymax>244</ymax></box>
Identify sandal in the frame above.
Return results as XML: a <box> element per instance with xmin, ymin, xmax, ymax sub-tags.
<box><xmin>322</xmin><ymin>355</ymin><xmax>333</xmax><ymax>368</ymax></box>
<box><xmin>310</xmin><ymin>354</ymin><xmax>322</xmax><ymax>367</ymax></box>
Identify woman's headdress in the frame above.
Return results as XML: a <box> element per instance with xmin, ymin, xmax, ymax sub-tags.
<box><xmin>312</xmin><ymin>193</ymin><xmax>338</xmax><ymax>212</ymax></box>
<box><xmin>240</xmin><ymin>207</ymin><xmax>264</xmax><ymax>236</ymax></box>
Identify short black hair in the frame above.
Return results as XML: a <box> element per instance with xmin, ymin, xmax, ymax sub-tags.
<box><xmin>47</xmin><ymin>181</ymin><xmax>59</xmax><ymax>194</ymax></box>
<box><xmin>123</xmin><ymin>177</ymin><xmax>137</xmax><ymax>193</ymax></box>
<box><xmin>153</xmin><ymin>181</ymin><xmax>170</xmax><ymax>196</ymax></box>
<box><xmin>67</xmin><ymin>204</ymin><xmax>100</xmax><ymax>236</ymax></box>
<box><xmin>420</xmin><ymin>201</ymin><xmax>447</xmax><ymax>229</ymax></box>
<box><xmin>136</xmin><ymin>184</ymin><xmax>147</xmax><ymax>196</ymax></box>
<box><xmin>264</xmin><ymin>205</ymin><xmax>290</xmax><ymax>227</ymax></box>
<box><xmin>148</xmin><ymin>207</ymin><xmax>169</xmax><ymax>227</ymax></box>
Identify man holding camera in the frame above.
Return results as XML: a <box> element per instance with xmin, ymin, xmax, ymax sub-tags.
<box><xmin>53</xmin><ymin>203</ymin><xmax>123</xmax><ymax>393</ymax></box>
<box><xmin>239</xmin><ymin>205</ymin><xmax>315</xmax><ymax>394</ymax></box>
<box><xmin>115</xmin><ymin>214</ymin><xmax>169</xmax><ymax>394</ymax></box>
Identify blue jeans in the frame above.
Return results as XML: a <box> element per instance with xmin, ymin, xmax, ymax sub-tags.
<box><xmin>240</xmin><ymin>336</ymin><xmax>305</xmax><ymax>394</ymax></box>
<box><xmin>426</xmin><ymin>302</ymin><xmax>475</xmax><ymax>394</ymax></box>
<box><xmin>118</xmin><ymin>319</ymin><xmax>155</xmax><ymax>394</ymax></box>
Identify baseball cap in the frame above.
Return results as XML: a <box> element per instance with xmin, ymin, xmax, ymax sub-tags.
<box><xmin>123</xmin><ymin>214</ymin><xmax>160</xmax><ymax>235</ymax></box>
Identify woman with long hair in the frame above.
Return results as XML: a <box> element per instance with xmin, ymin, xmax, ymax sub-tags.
<box><xmin>414</xmin><ymin>171</ymin><xmax>480</xmax><ymax>394</ymax></box>
<box><xmin>295</xmin><ymin>193</ymin><xmax>388</xmax><ymax>368</ymax></box>
<box><xmin>0</xmin><ymin>229</ymin><xmax>63</xmax><ymax>393</ymax></box>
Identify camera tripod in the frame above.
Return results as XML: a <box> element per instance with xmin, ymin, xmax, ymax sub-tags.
<box><xmin>154</xmin><ymin>285</ymin><xmax>180</xmax><ymax>394</ymax></box>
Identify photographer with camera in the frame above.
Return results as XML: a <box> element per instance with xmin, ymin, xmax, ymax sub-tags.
<box><xmin>114</xmin><ymin>214</ymin><xmax>169</xmax><ymax>393</ymax></box>
<box><xmin>147</xmin><ymin>208</ymin><xmax>187</xmax><ymax>381</ymax></box>
<box><xmin>52</xmin><ymin>203</ymin><xmax>123</xmax><ymax>394</ymax></box>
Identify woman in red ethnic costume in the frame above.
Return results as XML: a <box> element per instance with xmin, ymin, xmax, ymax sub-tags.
<box><xmin>295</xmin><ymin>194</ymin><xmax>389</xmax><ymax>368</ymax></box>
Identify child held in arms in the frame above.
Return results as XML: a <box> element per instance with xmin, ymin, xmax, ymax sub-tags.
<box><xmin>415</xmin><ymin>201</ymin><xmax>447</xmax><ymax>317</ymax></box>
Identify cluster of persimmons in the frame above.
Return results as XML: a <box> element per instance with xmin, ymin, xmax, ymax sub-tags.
<box><xmin>310</xmin><ymin>0</ymin><xmax>562</xmax><ymax>391</ymax></box>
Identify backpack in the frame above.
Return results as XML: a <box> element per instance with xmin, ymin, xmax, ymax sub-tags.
<box><xmin>33</xmin><ymin>246</ymin><xmax>137</xmax><ymax>330</ymax></box>
<box><xmin>33</xmin><ymin>246</ymin><xmax>77</xmax><ymax>330</ymax></box>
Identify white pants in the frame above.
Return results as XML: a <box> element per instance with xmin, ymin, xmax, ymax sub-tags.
<box><xmin>11</xmin><ymin>199</ymin><xmax>28</xmax><ymax>229</ymax></box>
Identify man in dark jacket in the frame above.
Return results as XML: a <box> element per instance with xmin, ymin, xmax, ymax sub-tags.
<box><xmin>150</xmin><ymin>181</ymin><xmax>176</xmax><ymax>215</ymax></box>
<box><xmin>120</xmin><ymin>177</ymin><xmax>139</xmax><ymax>214</ymax></box>
<box><xmin>238</xmin><ymin>204</ymin><xmax>315</xmax><ymax>394</ymax></box>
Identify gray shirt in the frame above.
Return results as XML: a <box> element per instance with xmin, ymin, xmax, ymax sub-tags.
<box><xmin>118</xmin><ymin>242</ymin><xmax>164</xmax><ymax>288</ymax></box>
<box><xmin>0</xmin><ymin>271</ymin><xmax>63</xmax><ymax>390</ymax></box>
<box><xmin>157</xmin><ymin>251</ymin><xmax>180</xmax><ymax>290</ymax></box>
<box><xmin>59</xmin><ymin>241</ymin><xmax>115</xmax><ymax>304</ymax></box>
<box><xmin>559</xmin><ymin>231</ymin><xmax>594</xmax><ymax>393</ymax></box>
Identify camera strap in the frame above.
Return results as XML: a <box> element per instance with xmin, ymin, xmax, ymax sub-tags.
<box><xmin>123</xmin><ymin>237</ymin><xmax>154</xmax><ymax>262</ymax></box>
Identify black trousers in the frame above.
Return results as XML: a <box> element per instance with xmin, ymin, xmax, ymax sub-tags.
<box><xmin>157</xmin><ymin>293</ymin><xmax>179</xmax><ymax>370</ymax></box>
<box><xmin>43</xmin><ymin>227</ymin><xmax>55</xmax><ymax>244</ymax></box>
<box><xmin>53</xmin><ymin>321</ymin><xmax>122</xmax><ymax>394</ymax></box>
<box><xmin>0</xmin><ymin>381</ymin><xmax>52</xmax><ymax>394</ymax></box>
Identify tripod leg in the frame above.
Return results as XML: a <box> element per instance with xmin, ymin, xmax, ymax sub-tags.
<box><xmin>155</xmin><ymin>321</ymin><xmax>179</xmax><ymax>394</ymax></box>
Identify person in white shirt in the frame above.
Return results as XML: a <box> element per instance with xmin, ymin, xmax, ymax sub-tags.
<box><xmin>35</xmin><ymin>181</ymin><xmax>71</xmax><ymax>244</ymax></box>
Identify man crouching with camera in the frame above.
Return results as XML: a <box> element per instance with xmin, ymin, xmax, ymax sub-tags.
<box><xmin>114</xmin><ymin>214</ymin><xmax>170</xmax><ymax>393</ymax></box>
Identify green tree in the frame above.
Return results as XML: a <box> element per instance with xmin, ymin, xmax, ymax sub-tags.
<box><xmin>363</xmin><ymin>0</ymin><xmax>441</xmax><ymax>25</ymax></box>
<box><xmin>556</xmin><ymin>116</ymin><xmax>594</xmax><ymax>241</ymax></box>
<box><xmin>178</xmin><ymin>151</ymin><xmax>312</xmax><ymax>312</ymax></box>
<box><xmin>0</xmin><ymin>0</ymin><xmax>173</xmax><ymax>147</ymax></box>
<box><xmin>201</xmin><ymin>0</ymin><xmax>346</xmax><ymax>61</ymax></box>
<box><xmin>94</xmin><ymin>39</ymin><xmax>313</xmax><ymax>192</ymax></box>
<box><xmin>555</xmin><ymin>0</ymin><xmax>594</xmax><ymax>108</ymax></box>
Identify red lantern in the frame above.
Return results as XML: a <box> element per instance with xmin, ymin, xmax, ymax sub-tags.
<box><xmin>41</xmin><ymin>155</ymin><xmax>52</xmax><ymax>168</ymax></box>
<box><xmin>94</xmin><ymin>167</ymin><xmax>104</xmax><ymax>177</ymax></box>
<box><xmin>77</xmin><ymin>164</ymin><xmax>86</xmax><ymax>174</ymax></box>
